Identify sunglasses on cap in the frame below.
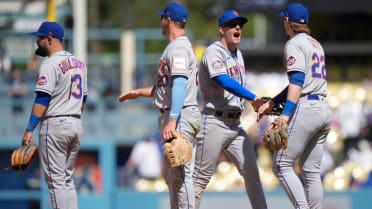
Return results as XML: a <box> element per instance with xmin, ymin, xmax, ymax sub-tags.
<box><xmin>222</xmin><ymin>22</ymin><xmax>244</xmax><ymax>29</ymax></box>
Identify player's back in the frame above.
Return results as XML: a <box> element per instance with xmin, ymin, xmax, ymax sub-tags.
<box><xmin>36</xmin><ymin>51</ymin><xmax>88</xmax><ymax>117</ymax></box>
<box><xmin>285</xmin><ymin>33</ymin><xmax>328</xmax><ymax>97</ymax></box>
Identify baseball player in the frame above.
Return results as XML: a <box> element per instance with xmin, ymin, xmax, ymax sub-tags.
<box><xmin>22</xmin><ymin>21</ymin><xmax>88</xmax><ymax>209</ymax></box>
<box><xmin>117</xmin><ymin>2</ymin><xmax>201</xmax><ymax>209</ymax></box>
<box><xmin>257</xmin><ymin>3</ymin><xmax>332</xmax><ymax>209</ymax></box>
<box><xmin>193</xmin><ymin>10</ymin><xmax>268</xmax><ymax>209</ymax></box>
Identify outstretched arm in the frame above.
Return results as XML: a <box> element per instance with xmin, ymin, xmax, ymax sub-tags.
<box><xmin>214</xmin><ymin>74</ymin><xmax>262</xmax><ymax>109</ymax></box>
<box><xmin>257</xmin><ymin>71</ymin><xmax>304</xmax><ymax>122</ymax></box>
<box><xmin>117</xmin><ymin>85</ymin><xmax>155</xmax><ymax>102</ymax></box>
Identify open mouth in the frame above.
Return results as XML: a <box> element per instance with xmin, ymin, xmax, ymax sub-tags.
<box><xmin>233</xmin><ymin>32</ymin><xmax>240</xmax><ymax>38</ymax></box>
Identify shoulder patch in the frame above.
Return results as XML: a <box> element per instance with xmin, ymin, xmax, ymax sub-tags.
<box><xmin>172</xmin><ymin>57</ymin><xmax>186</xmax><ymax>70</ymax></box>
<box><xmin>37</xmin><ymin>74</ymin><xmax>48</xmax><ymax>86</ymax></box>
<box><xmin>212</xmin><ymin>58</ymin><xmax>224</xmax><ymax>70</ymax></box>
<box><xmin>286</xmin><ymin>54</ymin><xmax>297</xmax><ymax>67</ymax></box>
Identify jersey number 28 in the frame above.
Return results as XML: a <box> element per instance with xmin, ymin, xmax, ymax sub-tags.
<box><xmin>69</xmin><ymin>74</ymin><xmax>82</xmax><ymax>99</ymax></box>
<box><xmin>311</xmin><ymin>53</ymin><xmax>326</xmax><ymax>80</ymax></box>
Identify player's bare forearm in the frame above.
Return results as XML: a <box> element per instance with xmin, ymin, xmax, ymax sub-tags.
<box><xmin>81</xmin><ymin>103</ymin><xmax>86</xmax><ymax>114</ymax></box>
<box><xmin>22</xmin><ymin>103</ymin><xmax>47</xmax><ymax>145</ymax></box>
<box><xmin>286</xmin><ymin>84</ymin><xmax>302</xmax><ymax>104</ymax></box>
<box><xmin>117</xmin><ymin>85</ymin><xmax>155</xmax><ymax>102</ymax></box>
<box><xmin>278</xmin><ymin>84</ymin><xmax>302</xmax><ymax>122</ymax></box>
<box><xmin>31</xmin><ymin>103</ymin><xmax>48</xmax><ymax>118</ymax></box>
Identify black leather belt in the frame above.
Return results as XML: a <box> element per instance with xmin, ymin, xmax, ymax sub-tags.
<box><xmin>215</xmin><ymin>110</ymin><xmax>241</xmax><ymax>119</ymax></box>
<box><xmin>159</xmin><ymin>108</ymin><xmax>170</xmax><ymax>113</ymax></box>
<box><xmin>159</xmin><ymin>106</ymin><xmax>194</xmax><ymax>113</ymax></box>
<box><xmin>44</xmin><ymin>114</ymin><xmax>81</xmax><ymax>119</ymax></box>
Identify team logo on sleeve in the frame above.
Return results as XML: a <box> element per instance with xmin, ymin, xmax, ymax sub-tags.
<box><xmin>37</xmin><ymin>74</ymin><xmax>48</xmax><ymax>86</ymax></box>
<box><xmin>212</xmin><ymin>58</ymin><xmax>224</xmax><ymax>70</ymax></box>
<box><xmin>286</xmin><ymin>54</ymin><xmax>297</xmax><ymax>67</ymax></box>
<box><xmin>172</xmin><ymin>57</ymin><xmax>186</xmax><ymax>70</ymax></box>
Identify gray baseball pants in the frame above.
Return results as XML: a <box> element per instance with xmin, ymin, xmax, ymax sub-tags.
<box><xmin>193</xmin><ymin>110</ymin><xmax>268</xmax><ymax>209</ymax></box>
<box><xmin>39</xmin><ymin>116</ymin><xmax>83</xmax><ymax>209</ymax></box>
<box><xmin>272</xmin><ymin>96</ymin><xmax>332</xmax><ymax>209</ymax></box>
<box><xmin>158</xmin><ymin>106</ymin><xmax>201</xmax><ymax>209</ymax></box>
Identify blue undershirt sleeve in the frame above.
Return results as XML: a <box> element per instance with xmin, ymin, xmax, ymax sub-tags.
<box><xmin>170</xmin><ymin>76</ymin><xmax>187</xmax><ymax>119</ymax></box>
<box><xmin>34</xmin><ymin>91</ymin><xmax>51</xmax><ymax>107</ymax></box>
<box><xmin>272</xmin><ymin>86</ymin><xmax>288</xmax><ymax>104</ymax></box>
<box><xmin>289</xmin><ymin>71</ymin><xmax>305</xmax><ymax>87</ymax></box>
<box><xmin>83</xmin><ymin>95</ymin><xmax>87</xmax><ymax>104</ymax></box>
<box><xmin>213</xmin><ymin>74</ymin><xmax>255</xmax><ymax>101</ymax></box>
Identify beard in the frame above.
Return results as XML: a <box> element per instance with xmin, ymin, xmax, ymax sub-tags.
<box><xmin>35</xmin><ymin>45</ymin><xmax>49</xmax><ymax>57</ymax></box>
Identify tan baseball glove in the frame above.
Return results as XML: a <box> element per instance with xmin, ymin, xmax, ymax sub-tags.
<box><xmin>162</xmin><ymin>132</ymin><xmax>192</xmax><ymax>167</ymax></box>
<box><xmin>263</xmin><ymin>118</ymin><xmax>288</xmax><ymax>151</ymax></box>
<box><xmin>9</xmin><ymin>141</ymin><xmax>37</xmax><ymax>172</ymax></box>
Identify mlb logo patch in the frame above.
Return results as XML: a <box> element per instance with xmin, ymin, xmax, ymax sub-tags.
<box><xmin>172</xmin><ymin>57</ymin><xmax>186</xmax><ymax>70</ymax></box>
<box><xmin>37</xmin><ymin>74</ymin><xmax>48</xmax><ymax>86</ymax></box>
<box><xmin>212</xmin><ymin>58</ymin><xmax>224</xmax><ymax>70</ymax></box>
<box><xmin>286</xmin><ymin>54</ymin><xmax>297</xmax><ymax>66</ymax></box>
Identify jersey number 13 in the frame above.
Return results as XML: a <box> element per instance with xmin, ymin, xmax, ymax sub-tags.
<box><xmin>69</xmin><ymin>74</ymin><xmax>82</xmax><ymax>99</ymax></box>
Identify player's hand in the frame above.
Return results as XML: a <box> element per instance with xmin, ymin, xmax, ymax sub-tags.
<box><xmin>117</xmin><ymin>90</ymin><xmax>139</xmax><ymax>102</ymax></box>
<box><xmin>22</xmin><ymin>131</ymin><xmax>33</xmax><ymax>146</ymax></box>
<box><xmin>250</xmin><ymin>96</ymin><xmax>264</xmax><ymax>110</ymax></box>
<box><xmin>256</xmin><ymin>100</ymin><xmax>275</xmax><ymax>122</ymax></box>
<box><xmin>279</xmin><ymin>115</ymin><xmax>289</xmax><ymax>123</ymax></box>
<box><xmin>162</xmin><ymin>118</ymin><xmax>177</xmax><ymax>143</ymax></box>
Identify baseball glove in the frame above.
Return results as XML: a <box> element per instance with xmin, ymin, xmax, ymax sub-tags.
<box><xmin>162</xmin><ymin>132</ymin><xmax>192</xmax><ymax>168</ymax></box>
<box><xmin>263</xmin><ymin>118</ymin><xmax>288</xmax><ymax>151</ymax></box>
<box><xmin>9</xmin><ymin>141</ymin><xmax>37</xmax><ymax>172</ymax></box>
<box><xmin>254</xmin><ymin>97</ymin><xmax>284</xmax><ymax>116</ymax></box>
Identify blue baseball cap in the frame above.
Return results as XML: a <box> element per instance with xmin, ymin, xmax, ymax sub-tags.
<box><xmin>280</xmin><ymin>3</ymin><xmax>309</xmax><ymax>24</ymax></box>
<box><xmin>218</xmin><ymin>10</ymin><xmax>247</xmax><ymax>27</ymax></box>
<box><xmin>156</xmin><ymin>2</ymin><xmax>187</xmax><ymax>23</ymax></box>
<box><xmin>30</xmin><ymin>21</ymin><xmax>64</xmax><ymax>41</ymax></box>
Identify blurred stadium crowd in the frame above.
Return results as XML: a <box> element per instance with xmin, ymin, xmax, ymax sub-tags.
<box><xmin>1</xmin><ymin>53</ymin><xmax>372</xmax><ymax>193</ymax></box>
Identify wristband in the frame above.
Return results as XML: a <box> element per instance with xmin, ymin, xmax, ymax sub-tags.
<box><xmin>26</xmin><ymin>114</ymin><xmax>40</xmax><ymax>132</ymax></box>
<box><xmin>281</xmin><ymin>100</ymin><xmax>296</xmax><ymax>116</ymax></box>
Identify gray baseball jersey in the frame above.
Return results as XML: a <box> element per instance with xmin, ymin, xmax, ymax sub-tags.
<box><xmin>198</xmin><ymin>41</ymin><xmax>246</xmax><ymax>111</ymax></box>
<box><xmin>154</xmin><ymin>36</ymin><xmax>198</xmax><ymax>109</ymax></box>
<box><xmin>193</xmin><ymin>41</ymin><xmax>268</xmax><ymax>209</ymax></box>
<box><xmin>284</xmin><ymin>33</ymin><xmax>327</xmax><ymax>97</ymax></box>
<box><xmin>35</xmin><ymin>50</ymin><xmax>87</xmax><ymax>209</ymax></box>
<box><xmin>155</xmin><ymin>36</ymin><xmax>201</xmax><ymax>209</ymax></box>
<box><xmin>273</xmin><ymin>33</ymin><xmax>332</xmax><ymax>209</ymax></box>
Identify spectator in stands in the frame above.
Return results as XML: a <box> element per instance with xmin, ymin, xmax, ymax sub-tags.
<box><xmin>336</xmin><ymin>100</ymin><xmax>365</xmax><ymax>160</ymax></box>
<box><xmin>0</xmin><ymin>48</ymin><xmax>12</xmax><ymax>80</ymax></box>
<box><xmin>26</xmin><ymin>55</ymin><xmax>40</xmax><ymax>81</ymax></box>
<box><xmin>8</xmin><ymin>68</ymin><xmax>26</xmax><ymax>113</ymax></box>
<box><xmin>126</xmin><ymin>135</ymin><xmax>162</xmax><ymax>181</ymax></box>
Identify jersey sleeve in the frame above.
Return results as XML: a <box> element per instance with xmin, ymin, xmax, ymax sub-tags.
<box><xmin>34</xmin><ymin>62</ymin><xmax>57</xmax><ymax>96</ymax></box>
<box><xmin>166</xmin><ymin>46</ymin><xmax>189</xmax><ymax>78</ymax></box>
<box><xmin>284</xmin><ymin>41</ymin><xmax>306</xmax><ymax>74</ymax></box>
<box><xmin>201</xmin><ymin>49</ymin><xmax>227</xmax><ymax>79</ymax></box>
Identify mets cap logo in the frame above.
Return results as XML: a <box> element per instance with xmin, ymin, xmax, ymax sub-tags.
<box><xmin>37</xmin><ymin>74</ymin><xmax>48</xmax><ymax>86</ymax></box>
<box><xmin>233</xmin><ymin>11</ymin><xmax>238</xmax><ymax>16</ymax></box>
<box><xmin>286</xmin><ymin>54</ymin><xmax>297</xmax><ymax>66</ymax></box>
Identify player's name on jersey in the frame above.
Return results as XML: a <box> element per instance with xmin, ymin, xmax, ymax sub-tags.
<box><xmin>59</xmin><ymin>57</ymin><xmax>85</xmax><ymax>74</ymax></box>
